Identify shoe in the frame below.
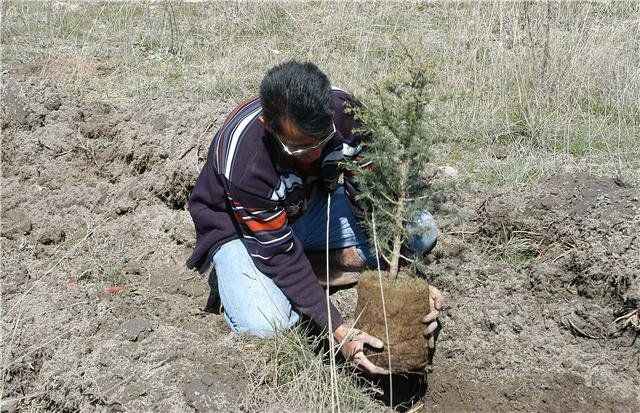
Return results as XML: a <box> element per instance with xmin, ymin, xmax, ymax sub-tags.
<box><xmin>204</xmin><ymin>291</ymin><xmax>223</xmax><ymax>314</ymax></box>
<box><xmin>204</xmin><ymin>269</ymin><xmax>223</xmax><ymax>314</ymax></box>
<box><xmin>318</xmin><ymin>271</ymin><xmax>360</xmax><ymax>288</ymax></box>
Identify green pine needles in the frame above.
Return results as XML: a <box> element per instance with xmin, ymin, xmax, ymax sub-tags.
<box><xmin>349</xmin><ymin>62</ymin><xmax>437</xmax><ymax>278</ymax></box>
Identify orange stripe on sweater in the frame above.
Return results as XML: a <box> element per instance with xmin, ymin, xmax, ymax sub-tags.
<box><xmin>235</xmin><ymin>210</ymin><xmax>287</xmax><ymax>233</ymax></box>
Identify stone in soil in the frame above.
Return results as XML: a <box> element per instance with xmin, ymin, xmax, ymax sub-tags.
<box><xmin>1</xmin><ymin>209</ymin><xmax>32</xmax><ymax>238</ymax></box>
<box><xmin>121</xmin><ymin>318</ymin><xmax>154</xmax><ymax>342</ymax></box>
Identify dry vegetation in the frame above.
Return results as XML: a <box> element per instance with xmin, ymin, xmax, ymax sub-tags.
<box><xmin>4</xmin><ymin>1</ymin><xmax>638</xmax><ymax>186</ymax></box>
<box><xmin>2</xmin><ymin>1</ymin><xmax>639</xmax><ymax>412</ymax></box>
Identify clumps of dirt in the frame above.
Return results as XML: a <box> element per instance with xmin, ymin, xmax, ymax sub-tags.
<box><xmin>356</xmin><ymin>271</ymin><xmax>430</xmax><ymax>372</ymax></box>
<box><xmin>128</xmin><ymin>149</ymin><xmax>155</xmax><ymax>175</ymax></box>
<box><xmin>2</xmin><ymin>348</ymin><xmax>49</xmax><ymax>410</ymax></box>
<box><xmin>624</xmin><ymin>279</ymin><xmax>640</xmax><ymax>310</ymax></box>
<box><xmin>161</xmin><ymin>212</ymin><xmax>196</xmax><ymax>248</ymax></box>
<box><xmin>1</xmin><ymin>79</ymin><xmax>30</xmax><ymax>130</ymax></box>
<box><xmin>37</xmin><ymin>228</ymin><xmax>66</xmax><ymax>245</ymax></box>
<box><xmin>1</xmin><ymin>208</ymin><xmax>33</xmax><ymax>239</ymax></box>
<box><xmin>153</xmin><ymin>162</ymin><xmax>197</xmax><ymax>210</ymax></box>
<box><xmin>477</xmin><ymin>174</ymin><xmax>640</xmax><ymax>304</ymax></box>
<box><xmin>1</xmin><ymin>74</ymin><xmax>246</xmax><ymax>411</ymax></box>
<box><xmin>1</xmin><ymin>77</ymin><xmax>206</xmax><ymax>212</ymax></box>
<box><xmin>78</xmin><ymin>118</ymin><xmax>119</xmax><ymax>140</ymax></box>
<box><xmin>415</xmin><ymin>173</ymin><xmax>640</xmax><ymax>411</ymax></box>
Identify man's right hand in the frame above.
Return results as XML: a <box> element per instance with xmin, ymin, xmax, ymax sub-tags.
<box><xmin>334</xmin><ymin>324</ymin><xmax>389</xmax><ymax>375</ymax></box>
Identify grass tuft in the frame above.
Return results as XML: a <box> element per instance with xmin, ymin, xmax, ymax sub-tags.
<box><xmin>241</xmin><ymin>325</ymin><xmax>382</xmax><ymax>412</ymax></box>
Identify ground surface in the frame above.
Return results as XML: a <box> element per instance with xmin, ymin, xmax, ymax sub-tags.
<box><xmin>425</xmin><ymin>174</ymin><xmax>640</xmax><ymax>412</ymax></box>
<box><xmin>2</xmin><ymin>1</ymin><xmax>640</xmax><ymax>412</ymax></box>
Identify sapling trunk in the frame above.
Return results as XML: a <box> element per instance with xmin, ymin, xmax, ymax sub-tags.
<box><xmin>388</xmin><ymin>161</ymin><xmax>408</xmax><ymax>279</ymax></box>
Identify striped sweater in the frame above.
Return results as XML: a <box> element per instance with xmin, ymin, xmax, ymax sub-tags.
<box><xmin>186</xmin><ymin>88</ymin><xmax>364</xmax><ymax>331</ymax></box>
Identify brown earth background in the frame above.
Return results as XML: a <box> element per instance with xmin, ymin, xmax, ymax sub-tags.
<box><xmin>2</xmin><ymin>1</ymin><xmax>639</xmax><ymax>412</ymax></box>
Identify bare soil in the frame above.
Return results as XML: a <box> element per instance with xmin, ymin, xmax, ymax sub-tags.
<box><xmin>2</xmin><ymin>73</ymin><xmax>247</xmax><ymax>411</ymax></box>
<box><xmin>356</xmin><ymin>271</ymin><xmax>430</xmax><ymax>373</ymax></box>
<box><xmin>423</xmin><ymin>173</ymin><xmax>640</xmax><ymax>412</ymax></box>
<box><xmin>2</xmin><ymin>70</ymin><xmax>639</xmax><ymax>411</ymax></box>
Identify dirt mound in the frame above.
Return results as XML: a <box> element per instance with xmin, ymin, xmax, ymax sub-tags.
<box><xmin>478</xmin><ymin>174</ymin><xmax>639</xmax><ymax>303</ymax></box>
<box><xmin>1</xmin><ymin>77</ymin><xmax>245</xmax><ymax>411</ymax></box>
<box><xmin>420</xmin><ymin>174</ymin><xmax>640</xmax><ymax>411</ymax></box>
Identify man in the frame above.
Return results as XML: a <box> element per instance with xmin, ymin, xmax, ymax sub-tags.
<box><xmin>187</xmin><ymin>61</ymin><xmax>445</xmax><ymax>374</ymax></box>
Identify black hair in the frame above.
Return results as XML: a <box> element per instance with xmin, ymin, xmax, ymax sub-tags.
<box><xmin>260</xmin><ymin>60</ymin><xmax>334</xmax><ymax>141</ymax></box>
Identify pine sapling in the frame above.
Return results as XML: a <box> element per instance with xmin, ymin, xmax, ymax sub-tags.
<box><xmin>349</xmin><ymin>63</ymin><xmax>436</xmax><ymax>279</ymax></box>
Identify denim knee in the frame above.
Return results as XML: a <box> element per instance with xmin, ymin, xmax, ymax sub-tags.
<box><xmin>211</xmin><ymin>239</ymin><xmax>300</xmax><ymax>338</ymax></box>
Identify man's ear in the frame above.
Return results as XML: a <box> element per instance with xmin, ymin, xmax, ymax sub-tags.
<box><xmin>259</xmin><ymin>115</ymin><xmax>276</xmax><ymax>134</ymax></box>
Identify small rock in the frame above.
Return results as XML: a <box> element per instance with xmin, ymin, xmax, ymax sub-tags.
<box><xmin>493</xmin><ymin>149</ymin><xmax>508</xmax><ymax>160</ymax></box>
<box><xmin>125</xmin><ymin>382</ymin><xmax>148</xmax><ymax>398</ymax></box>
<box><xmin>44</xmin><ymin>95</ymin><xmax>62</xmax><ymax>111</ymax></box>
<box><xmin>33</xmin><ymin>244</ymin><xmax>47</xmax><ymax>258</ymax></box>
<box><xmin>442</xmin><ymin>238</ymin><xmax>464</xmax><ymax>257</ymax></box>
<box><xmin>437</xmin><ymin>166</ymin><xmax>459</xmax><ymax>179</ymax></box>
<box><xmin>124</xmin><ymin>262</ymin><xmax>142</xmax><ymax>275</ymax></box>
<box><xmin>13</xmin><ymin>268</ymin><xmax>29</xmax><ymax>286</ymax></box>
<box><xmin>151</xmin><ymin>116</ymin><xmax>168</xmax><ymax>132</ymax></box>
<box><xmin>121</xmin><ymin>318</ymin><xmax>154</xmax><ymax>342</ymax></box>
<box><xmin>200</xmin><ymin>372</ymin><xmax>217</xmax><ymax>387</ymax></box>
<box><xmin>1</xmin><ymin>397</ymin><xmax>19</xmax><ymax>413</ymax></box>
<box><xmin>127</xmin><ymin>186</ymin><xmax>148</xmax><ymax>201</ymax></box>
<box><xmin>38</xmin><ymin>228</ymin><xmax>65</xmax><ymax>245</ymax></box>
<box><xmin>1</xmin><ymin>209</ymin><xmax>32</xmax><ymax>239</ymax></box>
<box><xmin>115</xmin><ymin>204</ymin><xmax>132</xmax><ymax>215</ymax></box>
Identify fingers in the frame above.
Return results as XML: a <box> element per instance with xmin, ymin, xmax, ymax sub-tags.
<box><xmin>422</xmin><ymin>309</ymin><xmax>440</xmax><ymax>324</ymax></box>
<box><xmin>429</xmin><ymin>285</ymin><xmax>447</xmax><ymax>311</ymax></box>
<box><xmin>359</xmin><ymin>333</ymin><xmax>384</xmax><ymax>349</ymax></box>
<box><xmin>423</xmin><ymin>320</ymin><xmax>438</xmax><ymax>336</ymax></box>
<box><xmin>425</xmin><ymin>335</ymin><xmax>436</xmax><ymax>368</ymax></box>
<box><xmin>353</xmin><ymin>352</ymin><xmax>389</xmax><ymax>375</ymax></box>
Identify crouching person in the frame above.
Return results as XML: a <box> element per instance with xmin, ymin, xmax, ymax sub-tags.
<box><xmin>186</xmin><ymin>61</ymin><xmax>445</xmax><ymax>374</ymax></box>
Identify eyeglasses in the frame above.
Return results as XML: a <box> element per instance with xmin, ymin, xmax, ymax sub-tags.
<box><xmin>275</xmin><ymin>123</ymin><xmax>337</xmax><ymax>156</ymax></box>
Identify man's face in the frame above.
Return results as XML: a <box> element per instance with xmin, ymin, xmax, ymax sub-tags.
<box><xmin>261</xmin><ymin>116</ymin><xmax>332</xmax><ymax>163</ymax></box>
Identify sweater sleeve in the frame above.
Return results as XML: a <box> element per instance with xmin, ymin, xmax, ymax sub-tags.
<box><xmin>226</xmin><ymin>176</ymin><xmax>344</xmax><ymax>332</ymax></box>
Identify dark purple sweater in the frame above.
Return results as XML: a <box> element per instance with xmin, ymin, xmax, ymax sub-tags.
<box><xmin>186</xmin><ymin>88</ymin><xmax>364</xmax><ymax>332</ymax></box>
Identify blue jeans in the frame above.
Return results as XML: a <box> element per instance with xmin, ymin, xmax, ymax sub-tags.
<box><xmin>208</xmin><ymin>185</ymin><xmax>438</xmax><ymax>337</ymax></box>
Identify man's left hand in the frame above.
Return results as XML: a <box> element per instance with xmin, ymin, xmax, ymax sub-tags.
<box><xmin>423</xmin><ymin>284</ymin><xmax>446</xmax><ymax>363</ymax></box>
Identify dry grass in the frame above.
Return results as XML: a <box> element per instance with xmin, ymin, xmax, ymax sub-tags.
<box><xmin>4</xmin><ymin>1</ymin><xmax>638</xmax><ymax>192</ymax></box>
<box><xmin>429</xmin><ymin>1</ymin><xmax>640</xmax><ymax>189</ymax></box>
<box><xmin>240</xmin><ymin>325</ymin><xmax>382</xmax><ymax>412</ymax></box>
<box><xmin>2</xmin><ymin>1</ymin><xmax>640</xmax><ymax>411</ymax></box>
